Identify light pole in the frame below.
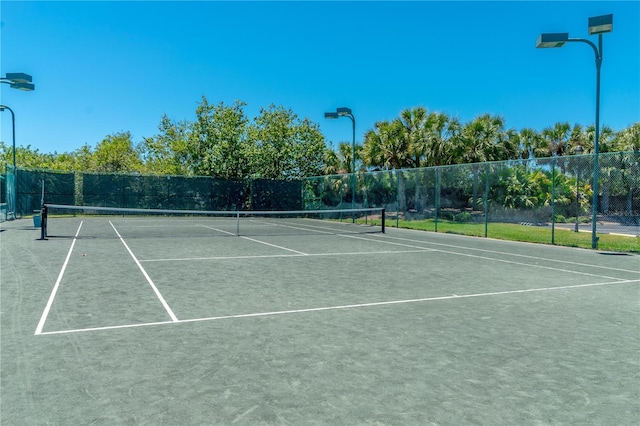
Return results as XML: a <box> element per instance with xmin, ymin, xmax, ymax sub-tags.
<box><xmin>574</xmin><ymin>144</ymin><xmax>584</xmax><ymax>232</ymax></box>
<box><xmin>536</xmin><ymin>14</ymin><xmax>613</xmax><ymax>249</ymax></box>
<box><xmin>324</xmin><ymin>107</ymin><xmax>356</xmax><ymax>212</ymax></box>
<box><xmin>1</xmin><ymin>72</ymin><xmax>35</xmax><ymax>219</ymax></box>
<box><xmin>0</xmin><ymin>105</ymin><xmax>16</xmax><ymax>171</ymax></box>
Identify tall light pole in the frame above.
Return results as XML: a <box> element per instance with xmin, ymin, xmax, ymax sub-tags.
<box><xmin>0</xmin><ymin>105</ymin><xmax>16</xmax><ymax>170</ymax></box>
<box><xmin>1</xmin><ymin>72</ymin><xmax>35</xmax><ymax>219</ymax></box>
<box><xmin>324</xmin><ymin>107</ymin><xmax>356</xmax><ymax>212</ymax></box>
<box><xmin>574</xmin><ymin>144</ymin><xmax>584</xmax><ymax>232</ymax></box>
<box><xmin>536</xmin><ymin>14</ymin><xmax>613</xmax><ymax>249</ymax></box>
<box><xmin>0</xmin><ymin>105</ymin><xmax>17</xmax><ymax>220</ymax></box>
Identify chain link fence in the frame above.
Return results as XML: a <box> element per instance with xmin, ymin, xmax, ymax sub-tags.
<box><xmin>3</xmin><ymin>168</ymin><xmax>304</xmax><ymax>215</ymax></box>
<box><xmin>303</xmin><ymin>151</ymin><xmax>640</xmax><ymax>238</ymax></box>
<box><xmin>5</xmin><ymin>151</ymin><xmax>639</xmax><ymax>239</ymax></box>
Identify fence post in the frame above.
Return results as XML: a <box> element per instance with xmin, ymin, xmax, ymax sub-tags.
<box><xmin>484</xmin><ymin>163</ymin><xmax>489</xmax><ymax>238</ymax></box>
<box><xmin>551</xmin><ymin>158</ymin><xmax>556</xmax><ymax>245</ymax></box>
<box><xmin>435</xmin><ymin>168</ymin><xmax>440</xmax><ymax>232</ymax></box>
<box><xmin>395</xmin><ymin>169</ymin><xmax>399</xmax><ymax>228</ymax></box>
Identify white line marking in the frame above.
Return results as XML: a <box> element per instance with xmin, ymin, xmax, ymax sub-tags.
<box><xmin>109</xmin><ymin>221</ymin><xmax>178</xmax><ymax>322</ymax></box>
<box><xmin>372</xmin><ymin>233</ymin><xmax>640</xmax><ymax>275</ymax></box>
<box><xmin>34</xmin><ymin>222</ymin><xmax>84</xmax><ymax>335</ymax></box>
<box><xmin>341</xmin><ymin>233</ymin><xmax>631</xmax><ymax>281</ymax></box>
<box><xmin>37</xmin><ymin>320</ymin><xmax>176</xmax><ymax>336</ymax></box>
<box><xmin>246</xmin><ymin>219</ymin><xmax>336</xmax><ymax>235</ymax></box>
<box><xmin>201</xmin><ymin>225</ymin><xmax>236</xmax><ymax>236</ymax></box>
<box><xmin>240</xmin><ymin>236</ymin><xmax>308</xmax><ymax>255</ymax></box>
<box><xmin>36</xmin><ymin>279</ymin><xmax>639</xmax><ymax>336</ymax></box>
<box><xmin>261</xmin><ymin>219</ymin><xmax>373</xmax><ymax>235</ymax></box>
<box><xmin>140</xmin><ymin>249</ymin><xmax>430</xmax><ymax>262</ymax></box>
<box><xmin>202</xmin><ymin>223</ymin><xmax>308</xmax><ymax>254</ymax></box>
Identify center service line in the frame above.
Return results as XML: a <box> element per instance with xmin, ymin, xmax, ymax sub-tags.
<box><xmin>109</xmin><ymin>221</ymin><xmax>179</xmax><ymax>322</ymax></box>
<box><xmin>201</xmin><ymin>224</ymin><xmax>308</xmax><ymax>255</ymax></box>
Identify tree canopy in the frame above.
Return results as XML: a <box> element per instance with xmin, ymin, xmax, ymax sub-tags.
<box><xmin>1</xmin><ymin>98</ymin><xmax>638</xmax><ymax>178</ymax></box>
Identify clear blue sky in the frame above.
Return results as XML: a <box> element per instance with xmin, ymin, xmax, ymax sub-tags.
<box><xmin>1</xmin><ymin>1</ymin><xmax>639</xmax><ymax>156</ymax></box>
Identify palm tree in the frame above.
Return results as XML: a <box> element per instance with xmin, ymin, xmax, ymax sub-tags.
<box><xmin>457</xmin><ymin>114</ymin><xmax>510</xmax><ymax>210</ymax></box>
<box><xmin>363</xmin><ymin>120</ymin><xmax>411</xmax><ymax>210</ymax></box>
<box><xmin>613</xmin><ymin>122</ymin><xmax>640</xmax><ymax>152</ymax></box>
<box><xmin>568</xmin><ymin>124</ymin><xmax>587</xmax><ymax>155</ymax></box>
<box><xmin>397</xmin><ymin>107</ymin><xmax>432</xmax><ymax>210</ymax></box>
<box><xmin>519</xmin><ymin>128</ymin><xmax>547</xmax><ymax>160</ymax></box>
<box><xmin>584</xmin><ymin>124</ymin><xmax>616</xmax><ymax>153</ymax></box>
<box><xmin>541</xmin><ymin>122</ymin><xmax>571</xmax><ymax>157</ymax></box>
<box><xmin>397</xmin><ymin>107</ymin><xmax>428</xmax><ymax>168</ymax></box>
<box><xmin>423</xmin><ymin>113</ymin><xmax>461</xmax><ymax>167</ymax></box>
<box><xmin>584</xmin><ymin>124</ymin><xmax>616</xmax><ymax>213</ymax></box>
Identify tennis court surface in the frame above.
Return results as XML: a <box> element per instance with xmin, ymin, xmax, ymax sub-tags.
<box><xmin>1</xmin><ymin>212</ymin><xmax>639</xmax><ymax>425</ymax></box>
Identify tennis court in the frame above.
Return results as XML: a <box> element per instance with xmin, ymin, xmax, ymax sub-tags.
<box><xmin>1</xmin><ymin>210</ymin><xmax>638</xmax><ymax>425</ymax></box>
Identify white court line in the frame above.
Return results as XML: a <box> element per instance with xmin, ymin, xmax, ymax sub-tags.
<box><xmin>200</xmin><ymin>224</ymin><xmax>236</xmax><ymax>236</ymax></box>
<box><xmin>246</xmin><ymin>219</ymin><xmax>335</xmax><ymax>235</ymax></box>
<box><xmin>230</xmin><ymin>219</ymin><xmax>638</xmax><ymax>276</ymax></box>
<box><xmin>369</xmin><ymin>233</ymin><xmax>640</xmax><ymax>275</ymax></box>
<box><xmin>338</xmin><ymin>233</ymin><xmax>632</xmax><ymax>281</ymax></box>
<box><xmin>260</xmin><ymin>218</ymin><xmax>370</xmax><ymax>235</ymax></box>
<box><xmin>36</xmin><ymin>278</ymin><xmax>639</xmax><ymax>336</ymax></box>
<box><xmin>240</xmin><ymin>236</ymin><xmax>308</xmax><ymax>255</ymax></box>
<box><xmin>34</xmin><ymin>221</ymin><xmax>84</xmax><ymax>335</ymax></box>
<box><xmin>109</xmin><ymin>221</ymin><xmax>179</xmax><ymax>322</ymax></box>
<box><xmin>201</xmin><ymin>223</ymin><xmax>308</xmax><ymax>255</ymax></box>
<box><xmin>140</xmin><ymin>249</ymin><xmax>430</xmax><ymax>262</ymax></box>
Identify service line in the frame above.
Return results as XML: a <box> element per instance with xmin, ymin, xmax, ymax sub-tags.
<box><xmin>36</xmin><ymin>278</ymin><xmax>639</xmax><ymax>336</ymax></box>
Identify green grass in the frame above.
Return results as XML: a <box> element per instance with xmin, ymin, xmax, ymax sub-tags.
<box><xmin>360</xmin><ymin>218</ymin><xmax>639</xmax><ymax>253</ymax></box>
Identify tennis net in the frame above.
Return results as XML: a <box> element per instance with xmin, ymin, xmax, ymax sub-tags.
<box><xmin>41</xmin><ymin>204</ymin><xmax>385</xmax><ymax>239</ymax></box>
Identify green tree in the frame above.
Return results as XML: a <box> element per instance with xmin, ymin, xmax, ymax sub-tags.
<box><xmin>519</xmin><ymin>128</ymin><xmax>547</xmax><ymax>159</ymax></box>
<box><xmin>423</xmin><ymin>113</ymin><xmax>460</xmax><ymax>167</ymax></box>
<box><xmin>457</xmin><ymin>114</ymin><xmax>512</xmax><ymax>209</ymax></box>
<box><xmin>187</xmin><ymin>97</ymin><xmax>251</xmax><ymax>178</ymax></box>
<box><xmin>362</xmin><ymin>120</ymin><xmax>411</xmax><ymax>209</ymax></box>
<box><xmin>247</xmin><ymin>105</ymin><xmax>325</xmax><ymax>179</ymax></box>
<box><xmin>541</xmin><ymin>122</ymin><xmax>571</xmax><ymax>156</ymax></box>
<box><xmin>93</xmin><ymin>132</ymin><xmax>142</xmax><ymax>173</ymax></box>
<box><xmin>138</xmin><ymin>114</ymin><xmax>190</xmax><ymax>175</ymax></box>
<box><xmin>397</xmin><ymin>107</ymin><xmax>427</xmax><ymax>168</ymax></box>
<box><xmin>613</xmin><ymin>122</ymin><xmax>640</xmax><ymax>152</ymax></box>
<box><xmin>323</xmin><ymin>141</ymin><xmax>361</xmax><ymax>175</ymax></box>
<box><xmin>72</xmin><ymin>144</ymin><xmax>96</xmax><ymax>172</ymax></box>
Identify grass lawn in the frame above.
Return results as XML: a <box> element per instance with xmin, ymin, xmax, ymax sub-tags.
<box><xmin>363</xmin><ymin>218</ymin><xmax>639</xmax><ymax>253</ymax></box>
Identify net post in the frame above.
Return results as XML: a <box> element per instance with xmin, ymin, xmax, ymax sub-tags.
<box><xmin>39</xmin><ymin>204</ymin><xmax>48</xmax><ymax>240</ymax></box>
<box><xmin>381</xmin><ymin>208</ymin><xmax>385</xmax><ymax>233</ymax></box>
<box><xmin>236</xmin><ymin>210</ymin><xmax>240</xmax><ymax>236</ymax></box>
